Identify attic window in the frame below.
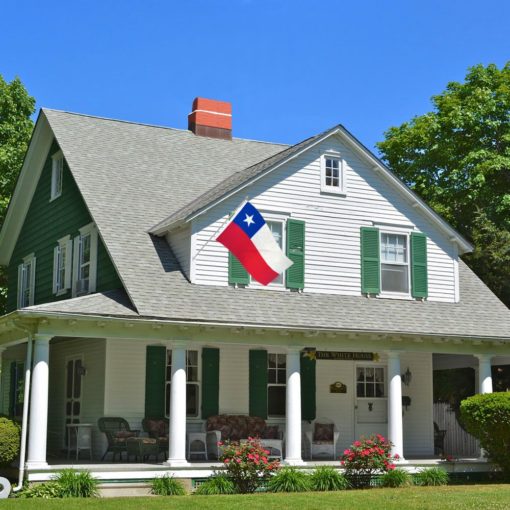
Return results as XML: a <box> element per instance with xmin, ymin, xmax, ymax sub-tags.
<box><xmin>320</xmin><ymin>154</ymin><xmax>345</xmax><ymax>194</ymax></box>
<box><xmin>51</xmin><ymin>151</ymin><xmax>64</xmax><ymax>201</ymax></box>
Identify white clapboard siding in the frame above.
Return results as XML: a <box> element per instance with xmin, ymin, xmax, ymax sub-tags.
<box><xmin>191</xmin><ymin>136</ymin><xmax>457</xmax><ymax>302</ymax></box>
<box><xmin>47</xmin><ymin>338</ymin><xmax>106</xmax><ymax>459</ymax></box>
<box><xmin>433</xmin><ymin>402</ymin><xmax>479</xmax><ymax>457</ymax></box>
<box><xmin>166</xmin><ymin>224</ymin><xmax>191</xmax><ymax>280</ymax></box>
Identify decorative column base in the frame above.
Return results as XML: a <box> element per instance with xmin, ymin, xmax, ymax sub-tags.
<box><xmin>25</xmin><ymin>460</ymin><xmax>49</xmax><ymax>470</ymax></box>
<box><xmin>283</xmin><ymin>458</ymin><xmax>305</xmax><ymax>466</ymax></box>
<box><xmin>164</xmin><ymin>459</ymin><xmax>190</xmax><ymax>468</ymax></box>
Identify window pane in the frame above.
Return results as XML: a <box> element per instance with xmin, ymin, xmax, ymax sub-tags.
<box><xmin>375</xmin><ymin>368</ymin><xmax>384</xmax><ymax>382</ymax></box>
<box><xmin>165</xmin><ymin>384</ymin><xmax>170</xmax><ymax>416</ymax></box>
<box><xmin>381</xmin><ymin>264</ymin><xmax>409</xmax><ymax>293</ymax></box>
<box><xmin>187</xmin><ymin>366</ymin><xmax>198</xmax><ymax>382</ymax></box>
<box><xmin>187</xmin><ymin>384</ymin><xmax>199</xmax><ymax>416</ymax></box>
<box><xmin>166</xmin><ymin>366</ymin><xmax>172</xmax><ymax>381</ymax></box>
<box><xmin>381</xmin><ymin>233</ymin><xmax>407</xmax><ymax>263</ymax></box>
<box><xmin>366</xmin><ymin>385</ymin><xmax>375</xmax><ymax>397</ymax></box>
<box><xmin>268</xmin><ymin>353</ymin><xmax>277</xmax><ymax>369</ymax></box>
<box><xmin>66</xmin><ymin>361</ymin><xmax>73</xmax><ymax>398</ymax></box>
<box><xmin>356</xmin><ymin>367</ymin><xmax>364</xmax><ymax>382</ymax></box>
<box><xmin>376</xmin><ymin>383</ymin><xmax>385</xmax><ymax>397</ymax></box>
<box><xmin>268</xmin><ymin>370</ymin><xmax>276</xmax><ymax>384</ymax></box>
<box><xmin>73</xmin><ymin>401</ymin><xmax>81</xmax><ymax>416</ymax></box>
<box><xmin>187</xmin><ymin>350</ymin><xmax>198</xmax><ymax>366</ymax></box>
<box><xmin>277</xmin><ymin>354</ymin><xmax>286</xmax><ymax>367</ymax></box>
<box><xmin>357</xmin><ymin>383</ymin><xmax>365</xmax><ymax>397</ymax></box>
<box><xmin>74</xmin><ymin>360</ymin><xmax>82</xmax><ymax>398</ymax></box>
<box><xmin>277</xmin><ymin>369</ymin><xmax>286</xmax><ymax>384</ymax></box>
<box><xmin>268</xmin><ymin>386</ymin><xmax>286</xmax><ymax>416</ymax></box>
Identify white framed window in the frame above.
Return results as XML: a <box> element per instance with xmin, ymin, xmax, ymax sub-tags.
<box><xmin>53</xmin><ymin>235</ymin><xmax>73</xmax><ymax>295</ymax></box>
<box><xmin>380</xmin><ymin>232</ymin><xmax>410</xmax><ymax>294</ymax></box>
<box><xmin>268</xmin><ymin>353</ymin><xmax>286</xmax><ymax>417</ymax></box>
<box><xmin>51</xmin><ymin>151</ymin><xmax>64</xmax><ymax>201</ymax></box>
<box><xmin>356</xmin><ymin>366</ymin><xmax>386</xmax><ymax>398</ymax></box>
<box><xmin>165</xmin><ymin>349</ymin><xmax>200</xmax><ymax>417</ymax></box>
<box><xmin>266</xmin><ymin>220</ymin><xmax>284</xmax><ymax>286</ymax></box>
<box><xmin>17</xmin><ymin>253</ymin><xmax>36</xmax><ymax>308</ymax></box>
<box><xmin>72</xmin><ymin>223</ymin><xmax>98</xmax><ymax>297</ymax></box>
<box><xmin>320</xmin><ymin>153</ymin><xmax>345</xmax><ymax>194</ymax></box>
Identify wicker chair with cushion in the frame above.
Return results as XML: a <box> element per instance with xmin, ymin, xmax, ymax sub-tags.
<box><xmin>205</xmin><ymin>415</ymin><xmax>283</xmax><ymax>459</ymax></box>
<box><xmin>434</xmin><ymin>421</ymin><xmax>447</xmax><ymax>455</ymax></box>
<box><xmin>304</xmin><ymin>418</ymin><xmax>339</xmax><ymax>459</ymax></box>
<box><xmin>142</xmin><ymin>417</ymin><xmax>169</xmax><ymax>458</ymax></box>
<box><xmin>97</xmin><ymin>417</ymin><xmax>140</xmax><ymax>461</ymax></box>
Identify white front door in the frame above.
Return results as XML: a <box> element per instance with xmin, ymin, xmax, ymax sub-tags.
<box><xmin>354</xmin><ymin>365</ymin><xmax>388</xmax><ymax>439</ymax></box>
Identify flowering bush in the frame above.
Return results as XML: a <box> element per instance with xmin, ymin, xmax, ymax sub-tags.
<box><xmin>219</xmin><ymin>437</ymin><xmax>280</xmax><ymax>493</ymax></box>
<box><xmin>340</xmin><ymin>435</ymin><xmax>399</xmax><ymax>488</ymax></box>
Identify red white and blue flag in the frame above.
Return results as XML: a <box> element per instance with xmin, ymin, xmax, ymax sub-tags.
<box><xmin>216</xmin><ymin>201</ymin><xmax>293</xmax><ymax>285</ymax></box>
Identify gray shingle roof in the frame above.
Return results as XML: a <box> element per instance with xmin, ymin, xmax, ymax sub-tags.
<box><xmin>41</xmin><ymin>109</ymin><xmax>510</xmax><ymax>340</ymax></box>
<box><xmin>150</xmin><ymin>127</ymin><xmax>335</xmax><ymax>233</ymax></box>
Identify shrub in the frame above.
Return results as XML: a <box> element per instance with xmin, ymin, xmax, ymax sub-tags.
<box><xmin>414</xmin><ymin>467</ymin><xmax>449</xmax><ymax>486</ymax></box>
<box><xmin>17</xmin><ymin>482</ymin><xmax>63</xmax><ymax>499</ymax></box>
<box><xmin>380</xmin><ymin>468</ymin><xmax>413</xmax><ymax>488</ymax></box>
<box><xmin>150</xmin><ymin>474</ymin><xmax>186</xmax><ymax>496</ymax></box>
<box><xmin>219</xmin><ymin>437</ymin><xmax>279</xmax><ymax>493</ymax></box>
<box><xmin>194</xmin><ymin>474</ymin><xmax>236</xmax><ymax>495</ymax></box>
<box><xmin>310</xmin><ymin>466</ymin><xmax>350</xmax><ymax>491</ymax></box>
<box><xmin>460</xmin><ymin>393</ymin><xmax>510</xmax><ymax>477</ymax></box>
<box><xmin>340</xmin><ymin>435</ymin><xmax>399</xmax><ymax>488</ymax></box>
<box><xmin>0</xmin><ymin>417</ymin><xmax>20</xmax><ymax>466</ymax></box>
<box><xmin>266</xmin><ymin>467</ymin><xmax>311</xmax><ymax>493</ymax></box>
<box><xmin>53</xmin><ymin>469</ymin><xmax>99</xmax><ymax>498</ymax></box>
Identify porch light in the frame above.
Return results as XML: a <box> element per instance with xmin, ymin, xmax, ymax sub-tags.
<box><xmin>401</xmin><ymin>367</ymin><xmax>412</xmax><ymax>386</ymax></box>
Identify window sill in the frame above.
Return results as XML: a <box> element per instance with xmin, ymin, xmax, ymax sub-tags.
<box><xmin>378</xmin><ymin>292</ymin><xmax>412</xmax><ymax>301</ymax></box>
<box><xmin>56</xmin><ymin>289</ymin><xmax>68</xmax><ymax>297</ymax></box>
<box><xmin>49</xmin><ymin>193</ymin><xmax>62</xmax><ymax>203</ymax></box>
<box><xmin>320</xmin><ymin>187</ymin><xmax>346</xmax><ymax>196</ymax></box>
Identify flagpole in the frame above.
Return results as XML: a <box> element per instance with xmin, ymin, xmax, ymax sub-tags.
<box><xmin>192</xmin><ymin>198</ymin><xmax>249</xmax><ymax>262</ymax></box>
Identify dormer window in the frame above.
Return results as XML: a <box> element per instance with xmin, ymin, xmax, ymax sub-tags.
<box><xmin>51</xmin><ymin>151</ymin><xmax>64</xmax><ymax>201</ymax></box>
<box><xmin>320</xmin><ymin>154</ymin><xmax>345</xmax><ymax>194</ymax></box>
<box><xmin>72</xmin><ymin>223</ymin><xmax>98</xmax><ymax>297</ymax></box>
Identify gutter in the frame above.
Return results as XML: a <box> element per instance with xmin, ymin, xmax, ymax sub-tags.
<box><xmin>8</xmin><ymin>321</ymin><xmax>34</xmax><ymax>493</ymax></box>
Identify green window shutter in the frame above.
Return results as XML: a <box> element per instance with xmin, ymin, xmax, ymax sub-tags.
<box><xmin>361</xmin><ymin>227</ymin><xmax>380</xmax><ymax>294</ymax></box>
<box><xmin>411</xmin><ymin>232</ymin><xmax>428</xmax><ymax>298</ymax></box>
<box><xmin>145</xmin><ymin>345</ymin><xmax>166</xmax><ymax>417</ymax></box>
<box><xmin>300</xmin><ymin>353</ymin><xmax>316</xmax><ymax>421</ymax></box>
<box><xmin>228</xmin><ymin>251</ymin><xmax>250</xmax><ymax>285</ymax></box>
<box><xmin>201</xmin><ymin>348</ymin><xmax>220</xmax><ymax>419</ymax></box>
<box><xmin>249</xmin><ymin>350</ymin><xmax>268</xmax><ymax>419</ymax></box>
<box><xmin>286</xmin><ymin>219</ymin><xmax>305</xmax><ymax>290</ymax></box>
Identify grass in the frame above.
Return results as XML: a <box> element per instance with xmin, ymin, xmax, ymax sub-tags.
<box><xmin>3</xmin><ymin>485</ymin><xmax>510</xmax><ymax>509</ymax></box>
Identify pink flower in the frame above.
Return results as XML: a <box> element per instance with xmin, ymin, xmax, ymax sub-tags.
<box><xmin>343</xmin><ymin>449</ymin><xmax>351</xmax><ymax>456</ymax></box>
<box><xmin>394</xmin><ymin>453</ymin><xmax>400</xmax><ymax>460</ymax></box>
<box><xmin>353</xmin><ymin>441</ymin><xmax>361</xmax><ymax>447</ymax></box>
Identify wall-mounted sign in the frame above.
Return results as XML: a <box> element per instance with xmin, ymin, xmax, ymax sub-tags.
<box><xmin>330</xmin><ymin>381</ymin><xmax>347</xmax><ymax>393</ymax></box>
<box><xmin>303</xmin><ymin>350</ymin><xmax>379</xmax><ymax>362</ymax></box>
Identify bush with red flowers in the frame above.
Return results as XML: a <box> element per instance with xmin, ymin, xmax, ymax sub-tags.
<box><xmin>219</xmin><ymin>437</ymin><xmax>280</xmax><ymax>493</ymax></box>
<box><xmin>340</xmin><ymin>434</ymin><xmax>399</xmax><ymax>488</ymax></box>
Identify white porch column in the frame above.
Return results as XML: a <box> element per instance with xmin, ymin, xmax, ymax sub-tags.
<box><xmin>26</xmin><ymin>335</ymin><xmax>52</xmax><ymax>469</ymax></box>
<box><xmin>166</xmin><ymin>342</ymin><xmax>188</xmax><ymax>466</ymax></box>
<box><xmin>476</xmin><ymin>354</ymin><xmax>493</xmax><ymax>394</ymax></box>
<box><xmin>387</xmin><ymin>351</ymin><xmax>405</xmax><ymax>461</ymax></box>
<box><xmin>284</xmin><ymin>347</ymin><xmax>303</xmax><ymax>465</ymax></box>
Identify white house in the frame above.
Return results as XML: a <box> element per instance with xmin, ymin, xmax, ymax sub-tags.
<box><xmin>0</xmin><ymin>98</ymin><xmax>509</xmax><ymax>484</ymax></box>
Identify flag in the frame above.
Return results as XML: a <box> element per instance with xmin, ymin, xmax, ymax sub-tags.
<box><xmin>216</xmin><ymin>201</ymin><xmax>293</xmax><ymax>285</ymax></box>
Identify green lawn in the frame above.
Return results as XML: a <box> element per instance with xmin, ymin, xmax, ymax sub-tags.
<box><xmin>3</xmin><ymin>486</ymin><xmax>510</xmax><ymax>510</ymax></box>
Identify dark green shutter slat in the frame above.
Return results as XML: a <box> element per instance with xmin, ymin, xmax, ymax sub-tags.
<box><xmin>249</xmin><ymin>350</ymin><xmax>268</xmax><ymax>419</ymax></box>
<box><xmin>286</xmin><ymin>219</ymin><xmax>305</xmax><ymax>289</ymax></box>
<box><xmin>300</xmin><ymin>352</ymin><xmax>316</xmax><ymax>421</ymax></box>
<box><xmin>228</xmin><ymin>252</ymin><xmax>250</xmax><ymax>285</ymax></box>
<box><xmin>361</xmin><ymin>227</ymin><xmax>380</xmax><ymax>294</ymax></box>
<box><xmin>411</xmin><ymin>232</ymin><xmax>428</xmax><ymax>298</ymax></box>
<box><xmin>202</xmin><ymin>348</ymin><xmax>220</xmax><ymax>419</ymax></box>
<box><xmin>145</xmin><ymin>345</ymin><xmax>166</xmax><ymax>417</ymax></box>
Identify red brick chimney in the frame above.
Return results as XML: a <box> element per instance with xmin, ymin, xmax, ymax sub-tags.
<box><xmin>188</xmin><ymin>97</ymin><xmax>232</xmax><ymax>140</ymax></box>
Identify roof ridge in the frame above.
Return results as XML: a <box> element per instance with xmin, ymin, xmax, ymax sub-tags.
<box><xmin>41</xmin><ymin>108</ymin><xmax>288</xmax><ymax>146</ymax></box>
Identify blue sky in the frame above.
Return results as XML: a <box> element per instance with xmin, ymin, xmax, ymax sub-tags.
<box><xmin>2</xmin><ymin>0</ymin><xmax>509</xmax><ymax>151</ymax></box>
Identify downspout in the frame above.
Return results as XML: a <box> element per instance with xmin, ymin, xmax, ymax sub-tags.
<box><xmin>8</xmin><ymin>322</ymin><xmax>34</xmax><ymax>492</ymax></box>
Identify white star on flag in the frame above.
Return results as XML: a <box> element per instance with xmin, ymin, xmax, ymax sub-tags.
<box><xmin>243</xmin><ymin>214</ymin><xmax>255</xmax><ymax>227</ymax></box>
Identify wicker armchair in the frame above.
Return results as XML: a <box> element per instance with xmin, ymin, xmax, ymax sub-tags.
<box><xmin>97</xmin><ymin>417</ymin><xmax>140</xmax><ymax>461</ymax></box>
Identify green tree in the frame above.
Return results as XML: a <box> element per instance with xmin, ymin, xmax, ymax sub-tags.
<box><xmin>378</xmin><ymin>63</ymin><xmax>510</xmax><ymax>307</ymax></box>
<box><xmin>0</xmin><ymin>75</ymin><xmax>36</xmax><ymax>313</ymax></box>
